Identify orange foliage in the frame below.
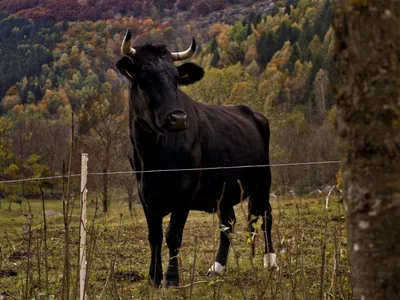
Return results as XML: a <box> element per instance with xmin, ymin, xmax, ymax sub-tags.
<box><xmin>12</xmin><ymin>104</ymin><xmax>24</xmax><ymax>115</ymax></box>
<box><xmin>5</xmin><ymin>85</ymin><xmax>19</xmax><ymax>96</ymax></box>
<box><xmin>39</xmin><ymin>101</ymin><xmax>48</xmax><ymax>114</ymax></box>
<box><xmin>26</xmin><ymin>103</ymin><xmax>38</xmax><ymax>114</ymax></box>
<box><xmin>67</xmin><ymin>26</ymin><xmax>83</xmax><ymax>38</ymax></box>
<box><xmin>55</xmin><ymin>42</ymin><xmax>67</xmax><ymax>49</ymax></box>
<box><xmin>218</xmin><ymin>33</ymin><xmax>230</xmax><ymax>50</ymax></box>
<box><xmin>208</xmin><ymin>23</ymin><xmax>231</xmax><ymax>39</ymax></box>
<box><xmin>58</xmin><ymin>87</ymin><xmax>70</xmax><ymax>106</ymax></box>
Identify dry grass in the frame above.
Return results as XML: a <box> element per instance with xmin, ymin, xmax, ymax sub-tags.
<box><xmin>0</xmin><ymin>195</ymin><xmax>351</xmax><ymax>299</ymax></box>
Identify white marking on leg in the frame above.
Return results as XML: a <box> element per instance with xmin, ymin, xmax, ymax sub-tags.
<box><xmin>264</xmin><ymin>253</ymin><xmax>279</xmax><ymax>271</ymax></box>
<box><xmin>207</xmin><ymin>262</ymin><xmax>226</xmax><ymax>276</ymax></box>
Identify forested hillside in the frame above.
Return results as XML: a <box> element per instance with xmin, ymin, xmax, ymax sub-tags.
<box><xmin>0</xmin><ymin>0</ymin><xmax>272</xmax><ymax>22</ymax></box>
<box><xmin>0</xmin><ymin>0</ymin><xmax>337</xmax><ymax>202</ymax></box>
<box><xmin>0</xmin><ymin>13</ymin><xmax>66</xmax><ymax>99</ymax></box>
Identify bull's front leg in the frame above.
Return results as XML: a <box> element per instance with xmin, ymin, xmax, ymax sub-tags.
<box><xmin>145</xmin><ymin>211</ymin><xmax>164</xmax><ymax>287</ymax></box>
<box><xmin>164</xmin><ymin>210</ymin><xmax>189</xmax><ymax>287</ymax></box>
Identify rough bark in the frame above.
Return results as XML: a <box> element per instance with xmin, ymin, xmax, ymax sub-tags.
<box><xmin>332</xmin><ymin>1</ymin><xmax>400</xmax><ymax>298</ymax></box>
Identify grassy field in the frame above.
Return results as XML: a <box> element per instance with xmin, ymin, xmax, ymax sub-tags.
<box><xmin>0</xmin><ymin>195</ymin><xmax>352</xmax><ymax>299</ymax></box>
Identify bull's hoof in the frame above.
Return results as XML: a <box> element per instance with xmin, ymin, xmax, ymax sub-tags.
<box><xmin>164</xmin><ymin>277</ymin><xmax>179</xmax><ymax>287</ymax></box>
<box><xmin>264</xmin><ymin>253</ymin><xmax>279</xmax><ymax>271</ymax></box>
<box><xmin>164</xmin><ymin>265</ymin><xmax>179</xmax><ymax>287</ymax></box>
<box><xmin>206</xmin><ymin>262</ymin><xmax>226</xmax><ymax>276</ymax></box>
<box><xmin>148</xmin><ymin>277</ymin><xmax>162</xmax><ymax>288</ymax></box>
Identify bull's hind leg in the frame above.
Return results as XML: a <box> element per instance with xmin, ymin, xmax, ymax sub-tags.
<box><xmin>207</xmin><ymin>207</ymin><xmax>236</xmax><ymax>276</ymax></box>
<box><xmin>164</xmin><ymin>210</ymin><xmax>189</xmax><ymax>287</ymax></box>
<box><xmin>249</xmin><ymin>175</ymin><xmax>279</xmax><ymax>271</ymax></box>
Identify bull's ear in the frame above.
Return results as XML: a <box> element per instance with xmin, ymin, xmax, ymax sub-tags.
<box><xmin>177</xmin><ymin>62</ymin><xmax>204</xmax><ymax>85</ymax></box>
<box><xmin>116</xmin><ymin>57</ymin><xmax>141</xmax><ymax>81</ymax></box>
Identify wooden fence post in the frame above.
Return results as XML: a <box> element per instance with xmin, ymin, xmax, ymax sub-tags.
<box><xmin>80</xmin><ymin>153</ymin><xmax>88</xmax><ymax>300</ymax></box>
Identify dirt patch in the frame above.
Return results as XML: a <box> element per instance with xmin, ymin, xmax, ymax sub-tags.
<box><xmin>8</xmin><ymin>251</ymin><xmax>33</xmax><ymax>260</ymax></box>
<box><xmin>0</xmin><ymin>269</ymin><xmax>18</xmax><ymax>277</ymax></box>
<box><xmin>331</xmin><ymin>215</ymin><xmax>345</xmax><ymax>222</ymax></box>
<box><xmin>114</xmin><ymin>270</ymin><xmax>143</xmax><ymax>282</ymax></box>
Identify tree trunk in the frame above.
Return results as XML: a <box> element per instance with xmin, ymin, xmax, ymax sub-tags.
<box><xmin>102</xmin><ymin>168</ymin><xmax>108</xmax><ymax>213</ymax></box>
<box><xmin>127</xmin><ymin>183</ymin><xmax>133</xmax><ymax>214</ymax></box>
<box><xmin>333</xmin><ymin>1</ymin><xmax>400</xmax><ymax>299</ymax></box>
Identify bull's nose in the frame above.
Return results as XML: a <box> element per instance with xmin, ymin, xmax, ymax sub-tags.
<box><xmin>168</xmin><ymin>111</ymin><xmax>188</xmax><ymax>131</ymax></box>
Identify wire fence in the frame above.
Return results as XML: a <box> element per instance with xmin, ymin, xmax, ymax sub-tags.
<box><xmin>0</xmin><ymin>160</ymin><xmax>341</xmax><ymax>184</ymax></box>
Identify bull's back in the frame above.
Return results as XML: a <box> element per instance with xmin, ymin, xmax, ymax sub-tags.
<box><xmin>198</xmin><ymin>103</ymin><xmax>269</xmax><ymax>164</ymax></box>
<box><xmin>190</xmin><ymin>103</ymin><xmax>271</xmax><ymax>211</ymax></box>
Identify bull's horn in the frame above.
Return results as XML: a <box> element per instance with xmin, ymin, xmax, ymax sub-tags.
<box><xmin>121</xmin><ymin>28</ymin><xmax>136</xmax><ymax>56</ymax></box>
<box><xmin>171</xmin><ymin>37</ymin><xmax>196</xmax><ymax>61</ymax></box>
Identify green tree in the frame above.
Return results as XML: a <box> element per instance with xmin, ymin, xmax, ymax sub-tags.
<box><xmin>231</xmin><ymin>22</ymin><xmax>249</xmax><ymax>43</ymax></box>
<box><xmin>26</xmin><ymin>91</ymin><xmax>36</xmax><ymax>104</ymax></box>
<box><xmin>257</xmin><ymin>32</ymin><xmax>279</xmax><ymax>69</ymax></box>
<box><xmin>210</xmin><ymin>51</ymin><xmax>220</xmax><ymax>68</ymax></box>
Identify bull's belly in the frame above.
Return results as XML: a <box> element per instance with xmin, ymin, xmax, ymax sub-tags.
<box><xmin>136</xmin><ymin>167</ymin><xmax>268</xmax><ymax>214</ymax></box>
<box><xmin>189</xmin><ymin>177</ymin><xmax>259</xmax><ymax>213</ymax></box>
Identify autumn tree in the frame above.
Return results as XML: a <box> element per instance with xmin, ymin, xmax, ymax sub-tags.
<box><xmin>313</xmin><ymin>68</ymin><xmax>329</xmax><ymax>114</ymax></box>
<box><xmin>80</xmin><ymin>89</ymin><xmax>129</xmax><ymax>213</ymax></box>
<box><xmin>2</xmin><ymin>86</ymin><xmax>21</xmax><ymax>111</ymax></box>
<box><xmin>333</xmin><ymin>1</ymin><xmax>400</xmax><ymax>298</ymax></box>
<box><xmin>184</xmin><ymin>63</ymin><xmax>252</xmax><ymax>106</ymax></box>
<box><xmin>29</xmin><ymin>117</ymin><xmax>70</xmax><ymax>195</ymax></box>
<box><xmin>0</xmin><ymin>116</ymin><xmax>14</xmax><ymax>191</ymax></box>
<box><xmin>10</xmin><ymin>110</ymin><xmax>33</xmax><ymax>196</ymax></box>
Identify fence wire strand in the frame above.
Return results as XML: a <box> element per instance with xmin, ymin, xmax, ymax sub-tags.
<box><xmin>0</xmin><ymin>160</ymin><xmax>341</xmax><ymax>184</ymax></box>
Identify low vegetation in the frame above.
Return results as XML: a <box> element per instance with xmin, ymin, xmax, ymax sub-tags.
<box><xmin>0</xmin><ymin>191</ymin><xmax>351</xmax><ymax>299</ymax></box>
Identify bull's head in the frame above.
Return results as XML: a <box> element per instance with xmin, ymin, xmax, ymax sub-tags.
<box><xmin>116</xmin><ymin>29</ymin><xmax>204</xmax><ymax>132</ymax></box>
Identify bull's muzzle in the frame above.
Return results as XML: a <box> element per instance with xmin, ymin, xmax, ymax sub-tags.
<box><xmin>166</xmin><ymin>111</ymin><xmax>188</xmax><ymax>131</ymax></box>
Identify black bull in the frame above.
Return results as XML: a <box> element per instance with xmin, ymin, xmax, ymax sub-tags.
<box><xmin>116</xmin><ymin>29</ymin><xmax>278</xmax><ymax>287</ymax></box>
